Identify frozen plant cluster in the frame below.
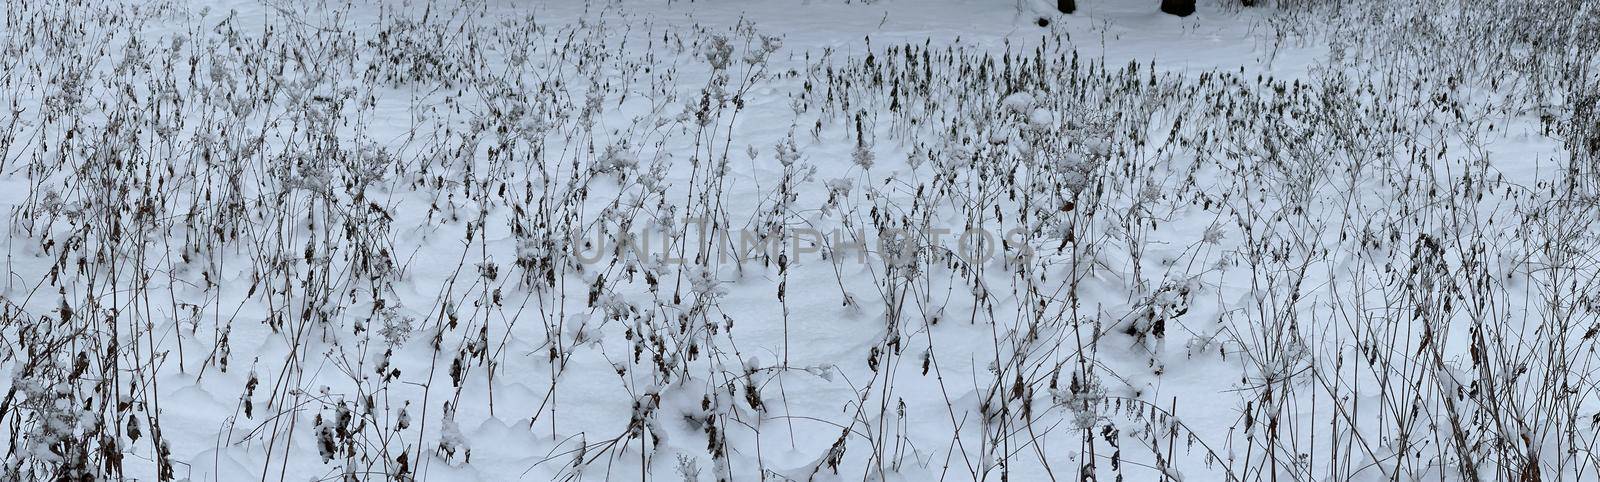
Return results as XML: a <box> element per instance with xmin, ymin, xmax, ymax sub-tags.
<box><xmin>1</xmin><ymin>0</ymin><xmax>1599</xmax><ymax>481</ymax></box>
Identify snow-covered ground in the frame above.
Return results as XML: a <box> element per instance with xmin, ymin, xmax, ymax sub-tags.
<box><xmin>3</xmin><ymin>0</ymin><xmax>1599</xmax><ymax>480</ymax></box>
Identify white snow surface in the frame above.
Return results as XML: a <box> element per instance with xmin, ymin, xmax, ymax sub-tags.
<box><xmin>2</xmin><ymin>0</ymin><xmax>1598</xmax><ymax>481</ymax></box>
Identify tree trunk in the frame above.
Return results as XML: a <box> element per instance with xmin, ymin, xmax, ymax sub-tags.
<box><xmin>1160</xmin><ymin>0</ymin><xmax>1195</xmax><ymax>16</ymax></box>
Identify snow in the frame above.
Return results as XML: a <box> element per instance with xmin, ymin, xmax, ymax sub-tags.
<box><xmin>2</xmin><ymin>0</ymin><xmax>1597</xmax><ymax>481</ymax></box>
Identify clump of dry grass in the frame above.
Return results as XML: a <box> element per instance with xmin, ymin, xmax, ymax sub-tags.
<box><xmin>1</xmin><ymin>0</ymin><xmax>1597</xmax><ymax>480</ymax></box>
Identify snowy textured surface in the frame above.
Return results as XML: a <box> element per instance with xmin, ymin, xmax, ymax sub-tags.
<box><xmin>2</xmin><ymin>0</ymin><xmax>1599</xmax><ymax>481</ymax></box>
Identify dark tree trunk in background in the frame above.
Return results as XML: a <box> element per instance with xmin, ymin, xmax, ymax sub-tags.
<box><xmin>1161</xmin><ymin>0</ymin><xmax>1195</xmax><ymax>16</ymax></box>
<box><xmin>1057</xmin><ymin>0</ymin><xmax>1075</xmax><ymax>14</ymax></box>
